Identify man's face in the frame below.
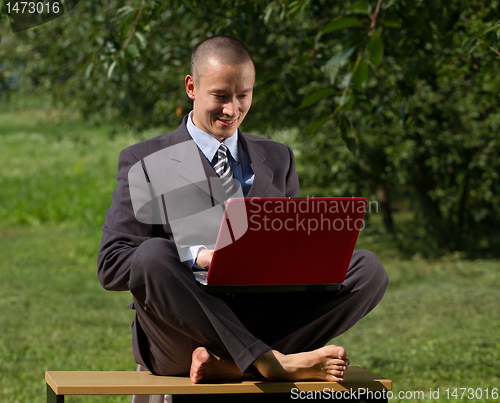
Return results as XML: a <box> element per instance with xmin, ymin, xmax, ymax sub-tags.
<box><xmin>185</xmin><ymin>58</ymin><xmax>255</xmax><ymax>142</ymax></box>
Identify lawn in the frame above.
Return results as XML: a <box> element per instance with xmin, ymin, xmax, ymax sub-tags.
<box><xmin>0</xmin><ymin>107</ymin><xmax>498</xmax><ymax>402</ymax></box>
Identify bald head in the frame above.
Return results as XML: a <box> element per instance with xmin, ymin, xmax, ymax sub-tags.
<box><xmin>190</xmin><ymin>36</ymin><xmax>255</xmax><ymax>84</ymax></box>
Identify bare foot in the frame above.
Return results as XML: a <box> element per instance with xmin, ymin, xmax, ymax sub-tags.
<box><xmin>253</xmin><ymin>345</ymin><xmax>350</xmax><ymax>382</ymax></box>
<box><xmin>190</xmin><ymin>347</ymin><xmax>251</xmax><ymax>383</ymax></box>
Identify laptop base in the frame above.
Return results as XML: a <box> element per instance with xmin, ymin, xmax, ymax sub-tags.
<box><xmin>198</xmin><ymin>283</ymin><xmax>341</xmax><ymax>293</ymax></box>
<box><xmin>194</xmin><ymin>271</ymin><xmax>340</xmax><ymax>293</ymax></box>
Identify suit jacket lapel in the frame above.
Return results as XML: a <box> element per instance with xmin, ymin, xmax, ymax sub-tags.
<box><xmin>240</xmin><ymin>133</ymin><xmax>274</xmax><ymax>197</ymax></box>
<box><xmin>168</xmin><ymin>119</ymin><xmax>273</xmax><ymax>201</ymax></box>
<box><xmin>169</xmin><ymin>118</ymin><xmax>228</xmax><ymax>205</ymax></box>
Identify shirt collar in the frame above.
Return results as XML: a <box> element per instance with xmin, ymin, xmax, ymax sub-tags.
<box><xmin>186</xmin><ymin>111</ymin><xmax>239</xmax><ymax>163</ymax></box>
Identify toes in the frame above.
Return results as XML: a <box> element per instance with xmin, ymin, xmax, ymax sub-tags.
<box><xmin>329</xmin><ymin>345</ymin><xmax>347</xmax><ymax>359</ymax></box>
<box><xmin>190</xmin><ymin>364</ymin><xmax>204</xmax><ymax>383</ymax></box>
<box><xmin>190</xmin><ymin>371</ymin><xmax>199</xmax><ymax>383</ymax></box>
<box><xmin>333</xmin><ymin>369</ymin><xmax>346</xmax><ymax>381</ymax></box>
<box><xmin>325</xmin><ymin>373</ymin><xmax>344</xmax><ymax>382</ymax></box>
<box><xmin>325</xmin><ymin>345</ymin><xmax>347</xmax><ymax>360</ymax></box>
<box><xmin>190</xmin><ymin>348</ymin><xmax>211</xmax><ymax>383</ymax></box>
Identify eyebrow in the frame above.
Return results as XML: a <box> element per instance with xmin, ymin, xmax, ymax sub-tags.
<box><xmin>210</xmin><ymin>88</ymin><xmax>253</xmax><ymax>94</ymax></box>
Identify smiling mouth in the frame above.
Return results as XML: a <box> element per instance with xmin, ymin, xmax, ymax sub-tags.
<box><xmin>217</xmin><ymin>117</ymin><xmax>238</xmax><ymax>125</ymax></box>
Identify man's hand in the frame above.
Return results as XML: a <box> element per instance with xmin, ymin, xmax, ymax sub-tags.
<box><xmin>196</xmin><ymin>249</ymin><xmax>214</xmax><ymax>269</ymax></box>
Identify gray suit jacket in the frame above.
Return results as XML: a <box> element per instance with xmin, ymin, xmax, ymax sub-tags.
<box><xmin>97</xmin><ymin>116</ymin><xmax>300</xmax><ymax>292</ymax></box>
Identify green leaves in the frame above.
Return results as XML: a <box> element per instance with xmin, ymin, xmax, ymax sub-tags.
<box><xmin>134</xmin><ymin>32</ymin><xmax>147</xmax><ymax>49</ymax></box>
<box><xmin>484</xmin><ymin>22</ymin><xmax>500</xmax><ymax>35</ymax></box>
<box><xmin>321</xmin><ymin>17</ymin><xmax>361</xmax><ymax>34</ymax></box>
<box><xmin>126</xmin><ymin>43</ymin><xmax>139</xmax><ymax>57</ymax></box>
<box><xmin>305</xmin><ymin>115</ymin><xmax>331</xmax><ymax>137</ymax></box>
<box><xmin>116</xmin><ymin>5</ymin><xmax>136</xmax><ymax>17</ymax></box>
<box><xmin>352</xmin><ymin>61</ymin><xmax>368</xmax><ymax>91</ymax></box>
<box><xmin>366</xmin><ymin>36</ymin><xmax>383</xmax><ymax>66</ymax></box>
<box><xmin>349</xmin><ymin>1</ymin><xmax>371</xmax><ymax>14</ymax></box>
<box><xmin>304</xmin><ymin>113</ymin><xmax>357</xmax><ymax>157</ymax></box>
<box><xmin>3</xmin><ymin>0</ymin><xmax>500</xmax><ymax>252</ymax></box>
<box><xmin>107</xmin><ymin>60</ymin><xmax>117</xmax><ymax>80</ymax></box>
<box><xmin>84</xmin><ymin>62</ymin><xmax>94</xmax><ymax>78</ymax></box>
<box><xmin>299</xmin><ymin>88</ymin><xmax>337</xmax><ymax>109</ymax></box>
<box><xmin>339</xmin><ymin>115</ymin><xmax>357</xmax><ymax>156</ymax></box>
<box><xmin>324</xmin><ymin>47</ymin><xmax>356</xmax><ymax>85</ymax></box>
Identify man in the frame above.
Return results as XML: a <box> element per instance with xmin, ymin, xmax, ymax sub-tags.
<box><xmin>98</xmin><ymin>36</ymin><xmax>388</xmax><ymax>384</ymax></box>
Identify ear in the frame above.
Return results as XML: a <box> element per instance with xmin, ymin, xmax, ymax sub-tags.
<box><xmin>185</xmin><ymin>75</ymin><xmax>196</xmax><ymax>100</ymax></box>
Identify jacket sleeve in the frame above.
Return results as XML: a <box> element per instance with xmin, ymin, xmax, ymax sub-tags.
<box><xmin>97</xmin><ymin>148</ymin><xmax>167</xmax><ymax>291</ymax></box>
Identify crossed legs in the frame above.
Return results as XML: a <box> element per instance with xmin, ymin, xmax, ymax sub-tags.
<box><xmin>129</xmin><ymin>238</ymin><xmax>388</xmax><ymax>382</ymax></box>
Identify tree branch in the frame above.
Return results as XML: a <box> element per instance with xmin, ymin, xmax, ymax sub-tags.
<box><xmin>476</xmin><ymin>37</ymin><xmax>500</xmax><ymax>57</ymax></box>
<box><xmin>122</xmin><ymin>0</ymin><xmax>146</xmax><ymax>52</ymax></box>
<box><xmin>462</xmin><ymin>16</ymin><xmax>500</xmax><ymax>58</ymax></box>
<box><xmin>369</xmin><ymin>0</ymin><xmax>385</xmax><ymax>32</ymax></box>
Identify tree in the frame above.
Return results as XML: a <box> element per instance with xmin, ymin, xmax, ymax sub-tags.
<box><xmin>296</xmin><ymin>0</ymin><xmax>500</xmax><ymax>252</ymax></box>
<box><xmin>1</xmin><ymin>0</ymin><xmax>499</xmax><ymax>253</ymax></box>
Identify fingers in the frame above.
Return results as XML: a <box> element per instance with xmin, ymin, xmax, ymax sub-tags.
<box><xmin>196</xmin><ymin>249</ymin><xmax>214</xmax><ymax>268</ymax></box>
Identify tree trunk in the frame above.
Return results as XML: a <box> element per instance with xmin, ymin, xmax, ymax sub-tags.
<box><xmin>376</xmin><ymin>184</ymin><xmax>394</xmax><ymax>233</ymax></box>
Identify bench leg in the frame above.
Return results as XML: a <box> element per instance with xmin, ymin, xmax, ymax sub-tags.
<box><xmin>47</xmin><ymin>383</ymin><xmax>64</xmax><ymax>403</ymax></box>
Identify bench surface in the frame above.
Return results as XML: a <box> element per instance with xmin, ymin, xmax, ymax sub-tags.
<box><xmin>45</xmin><ymin>366</ymin><xmax>392</xmax><ymax>396</ymax></box>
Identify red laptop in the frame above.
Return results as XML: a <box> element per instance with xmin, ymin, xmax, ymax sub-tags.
<box><xmin>194</xmin><ymin>197</ymin><xmax>367</xmax><ymax>293</ymax></box>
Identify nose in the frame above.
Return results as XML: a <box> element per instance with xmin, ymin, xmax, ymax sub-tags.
<box><xmin>222</xmin><ymin>98</ymin><xmax>238</xmax><ymax>117</ymax></box>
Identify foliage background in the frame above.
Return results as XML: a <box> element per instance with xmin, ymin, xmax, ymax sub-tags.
<box><xmin>2</xmin><ymin>0</ymin><xmax>500</xmax><ymax>254</ymax></box>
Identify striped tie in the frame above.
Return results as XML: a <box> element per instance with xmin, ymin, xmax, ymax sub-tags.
<box><xmin>214</xmin><ymin>144</ymin><xmax>236</xmax><ymax>196</ymax></box>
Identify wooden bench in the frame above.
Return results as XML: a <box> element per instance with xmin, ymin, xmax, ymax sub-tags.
<box><xmin>46</xmin><ymin>366</ymin><xmax>392</xmax><ymax>402</ymax></box>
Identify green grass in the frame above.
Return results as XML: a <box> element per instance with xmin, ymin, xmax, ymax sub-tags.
<box><xmin>0</xmin><ymin>225</ymin><xmax>134</xmax><ymax>402</ymax></box>
<box><xmin>0</xmin><ymin>109</ymin><xmax>171</xmax><ymax>228</ymax></box>
<box><xmin>1</xmin><ymin>107</ymin><xmax>499</xmax><ymax>402</ymax></box>
<box><xmin>334</xmin><ymin>244</ymin><xmax>500</xmax><ymax>400</ymax></box>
